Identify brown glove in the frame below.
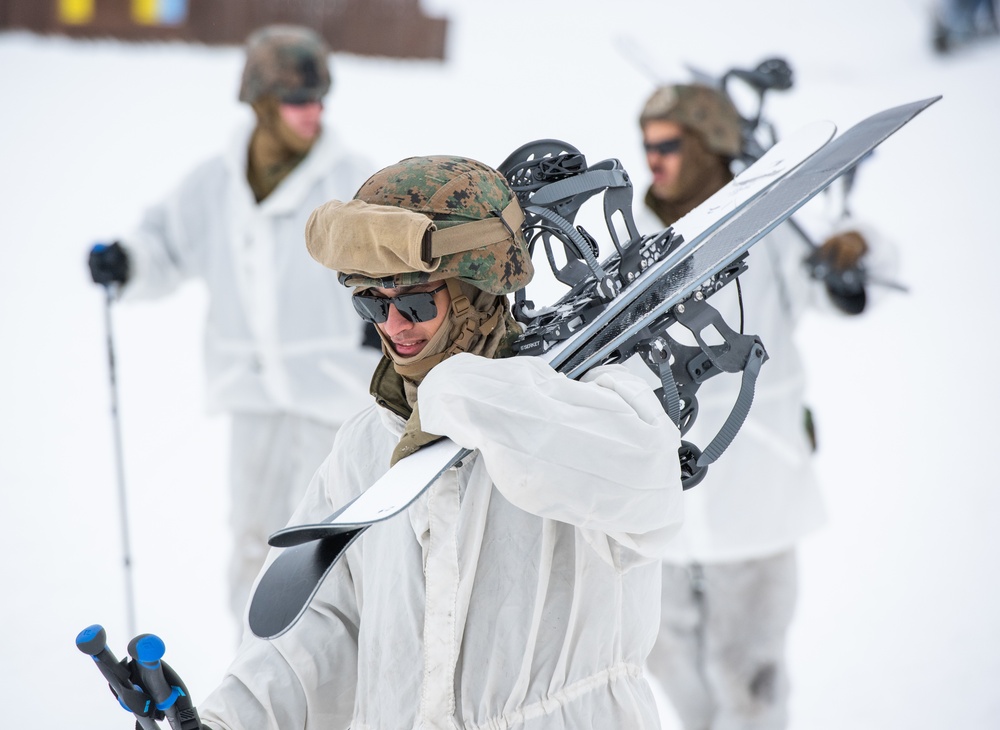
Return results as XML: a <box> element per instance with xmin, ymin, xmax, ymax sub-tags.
<box><xmin>814</xmin><ymin>230</ymin><xmax>868</xmax><ymax>272</ymax></box>
<box><xmin>807</xmin><ymin>230</ymin><xmax>869</xmax><ymax>315</ymax></box>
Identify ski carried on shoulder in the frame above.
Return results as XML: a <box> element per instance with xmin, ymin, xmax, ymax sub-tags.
<box><xmin>248</xmin><ymin>96</ymin><xmax>939</xmax><ymax>640</ymax></box>
<box><xmin>245</xmin><ymin>117</ymin><xmax>831</xmax><ymax>639</ymax></box>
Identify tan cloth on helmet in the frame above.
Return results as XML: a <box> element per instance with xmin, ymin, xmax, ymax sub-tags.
<box><xmin>247</xmin><ymin>97</ymin><xmax>315</xmax><ymax>202</ymax></box>
<box><xmin>307</xmin><ymin>200</ymin><xmax>439</xmax><ymax>278</ymax></box>
<box><xmin>367</xmin><ymin>279</ymin><xmax>520</xmax><ymax>465</ymax></box>
<box><xmin>305</xmin><ymin>198</ymin><xmax>525</xmax><ymax>282</ymax></box>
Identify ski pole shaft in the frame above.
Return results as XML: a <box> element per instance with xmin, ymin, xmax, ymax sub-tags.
<box><xmin>76</xmin><ymin>624</ymin><xmax>161</xmax><ymax>730</ymax></box>
<box><xmin>103</xmin><ymin>284</ymin><xmax>138</xmax><ymax>637</ymax></box>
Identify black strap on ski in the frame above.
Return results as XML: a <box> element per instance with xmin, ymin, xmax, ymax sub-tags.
<box><xmin>640</xmin><ymin>336</ymin><xmax>682</xmax><ymax>428</ymax></box>
<box><xmin>639</xmin><ymin>337</ymin><xmax>709</xmax><ymax>491</ymax></box>
<box><xmin>668</xmin><ymin>293</ymin><xmax>768</xmax><ymax>468</ymax></box>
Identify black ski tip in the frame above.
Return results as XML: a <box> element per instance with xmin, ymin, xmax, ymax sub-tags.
<box><xmin>248</xmin><ymin>530</ymin><xmax>364</xmax><ymax>640</ymax></box>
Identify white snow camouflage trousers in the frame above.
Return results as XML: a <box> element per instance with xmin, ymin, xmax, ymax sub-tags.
<box><xmin>646</xmin><ymin>550</ymin><xmax>798</xmax><ymax>730</ymax></box>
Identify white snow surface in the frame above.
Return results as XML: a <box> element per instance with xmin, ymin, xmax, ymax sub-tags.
<box><xmin>1</xmin><ymin>0</ymin><xmax>998</xmax><ymax>727</ymax></box>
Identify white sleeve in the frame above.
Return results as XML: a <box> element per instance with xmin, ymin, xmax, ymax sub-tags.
<box><xmin>119</xmin><ymin>164</ymin><xmax>217</xmax><ymax>301</ymax></box>
<box><xmin>418</xmin><ymin>353</ymin><xmax>684</xmax><ymax>558</ymax></box>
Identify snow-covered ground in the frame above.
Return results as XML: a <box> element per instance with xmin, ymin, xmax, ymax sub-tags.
<box><xmin>1</xmin><ymin>0</ymin><xmax>998</xmax><ymax>727</ymax></box>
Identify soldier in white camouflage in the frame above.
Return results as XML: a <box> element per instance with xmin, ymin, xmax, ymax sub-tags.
<box><xmin>86</xmin><ymin>24</ymin><xmax>379</xmax><ymax>631</ymax></box>
<box><xmin>636</xmin><ymin>83</ymin><xmax>896</xmax><ymax>730</ymax></box>
<box><xmin>198</xmin><ymin>154</ymin><xmax>685</xmax><ymax>730</ymax></box>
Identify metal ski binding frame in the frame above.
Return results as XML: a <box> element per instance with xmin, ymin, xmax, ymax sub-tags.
<box><xmin>630</xmin><ymin>263</ymin><xmax>768</xmax><ymax>489</ymax></box>
<box><xmin>498</xmin><ymin>140</ymin><xmax>768</xmax><ymax>489</ymax></box>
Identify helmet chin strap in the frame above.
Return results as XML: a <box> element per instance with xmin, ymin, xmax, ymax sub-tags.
<box><xmin>439</xmin><ymin>279</ymin><xmax>505</xmax><ymax>361</ymax></box>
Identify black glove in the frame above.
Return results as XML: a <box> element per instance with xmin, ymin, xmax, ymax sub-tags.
<box><xmin>88</xmin><ymin>241</ymin><xmax>130</xmax><ymax>286</ymax></box>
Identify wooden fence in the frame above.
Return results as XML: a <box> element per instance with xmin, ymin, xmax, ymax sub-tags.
<box><xmin>0</xmin><ymin>0</ymin><xmax>448</xmax><ymax>59</ymax></box>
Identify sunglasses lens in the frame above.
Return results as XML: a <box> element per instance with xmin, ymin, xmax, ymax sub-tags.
<box><xmin>352</xmin><ymin>295</ymin><xmax>390</xmax><ymax>323</ymax></box>
<box><xmin>645</xmin><ymin>137</ymin><xmax>682</xmax><ymax>156</ymax></box>
<box><xmin>352</xmin><ymin>289</ymin><xmax>441</xmax><ymax>324</ymax></box>
<box><xmin>394</xmin><ymin>291</ymin><xmax>438</xmax><ymax>323</ymax></box>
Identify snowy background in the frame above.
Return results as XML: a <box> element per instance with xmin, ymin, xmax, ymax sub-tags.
<box><xmin>1</xmin><ymin>0</ymin><xmax>998</xmax><ymax>727</ymax></box>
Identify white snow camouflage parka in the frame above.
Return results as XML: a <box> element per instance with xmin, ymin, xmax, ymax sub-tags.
<box><xmin>200</xmin><ymin>353</ymin><xmax>685</xmax><ymax>729</ymax></box>
<box><xmin>119</xmin><ymin>123</ymin><xmax>381</xmax><ymax>425</ymax></box>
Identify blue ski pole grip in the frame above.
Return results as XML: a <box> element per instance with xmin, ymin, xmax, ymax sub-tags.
<box><xmin>76</xmin><ymin>625</ymin><xmax>161</xmax><ymax>730</ymax></box>
<box><xmin>76</xmin><ymin>624</ymin><xmax>132</xmax><ymax>688</ymax></box>
<box><xmin>129</xmin><ymin>634</ymin><xmax>183</xmax><ymax>712</ymax></box>
<box><xmin>76</xmin><ymin>624</ymin><xmax>109</xmax><ymax>657</ymax></box>
<box><xmin>123</xmin><ymin>633</ymin><xmax>205</xmax><ymax>730</ymax></box>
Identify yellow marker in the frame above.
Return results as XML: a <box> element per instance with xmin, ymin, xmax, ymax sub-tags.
<box><xmin>58</xmin><ymin>0</ymin><xmax>94</xmax><ymax>25</ymax></box>
<box><xmin>131</xmin><ymin>0</ymin><xmax>158</xmax><ymax>25</ymax></box>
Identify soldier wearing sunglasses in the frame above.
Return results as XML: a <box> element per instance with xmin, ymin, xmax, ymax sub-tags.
<box><xmin>636</xmin><ymin>84</ymin><xmax>898</xmax><ymax>730</ymax></box>
<box><xmin>198</xmin><ymin>155</ymin><xmax>686</xmax><ymax>730</ymax></box>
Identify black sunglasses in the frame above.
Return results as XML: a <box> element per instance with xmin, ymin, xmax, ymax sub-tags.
<box><xmin>643</xmin><ymin>137</ymin><xmax>683</xmax><ymax>156</ymax></box>
<box><xmin>352</xmin><ymin>283</ymin><xmax>448</xmax><ymax>324</ymax></box>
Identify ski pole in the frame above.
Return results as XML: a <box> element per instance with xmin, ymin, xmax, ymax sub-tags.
<box><xmin>102</xmin><ymin>282</ymin><xmax>138</xmax><ymax>637</ymax></box>
<box><xmin>76</xmin><ymin>624</ymin><xmax>161</xmax><ymax>730</ymax></box>
<box><xmin>127</xmin><ymin>634</ymin><xmax>205</xmax><ymax>730</ymax></box>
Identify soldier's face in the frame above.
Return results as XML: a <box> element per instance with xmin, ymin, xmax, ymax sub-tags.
<box><xmin>643</xmin><ymin>120</ymin><xmax>685</xmax><ymax>200</ymax></box>
<box><xmin>279</xmin><ymin>101</ymin><xmax>323</xmax><ymax>142</ymax></box>
<box><xmin>372</xmin><ymin>282</ymin><xmax>452</xmax><ymax>358</ymax></box>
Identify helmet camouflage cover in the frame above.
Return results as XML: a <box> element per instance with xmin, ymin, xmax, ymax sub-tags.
<box><xmin>639</xmin><ymin>84</ymin><xmax>744</xmax><ymax>158</ymax></box>
<box><xmin>309</xmin><ymin>156</ymin><xmax>534</xmax><ymax>295</ymax></box>
<box><xmin>239</xmin><ymin>25</ymin><xmax>332</xmax><ymax>104</ymax></box>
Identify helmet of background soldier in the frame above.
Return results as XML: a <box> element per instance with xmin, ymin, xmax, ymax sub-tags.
<box><xmin>238</xmin><ymin>25</ymin><xmax>332</xmax><ymax>105</ymax></box>
<box><xmin>306</xmin><ymin>156</ymin><xmax>534</xmax><ymax>296</ymax></box>
<box><xmin>639</xmin><ymin>84</ymin><xmax>744</xmax><ymax>159</ymax></box>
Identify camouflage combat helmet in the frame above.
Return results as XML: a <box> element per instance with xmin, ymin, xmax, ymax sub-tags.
<box><xmin>307</xmin><ymin>156</ymin><xmax>534</xmax><ymax>296</ymax></box>
<box><xmin>639</xmin><ymin>84</ymin><xmax>743</xmax><ymax>159</ymax></box>
<box><xmin>239</xmin><ymin>25</ymin><xmax>332</xmax><ymax>105</ymax></box>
